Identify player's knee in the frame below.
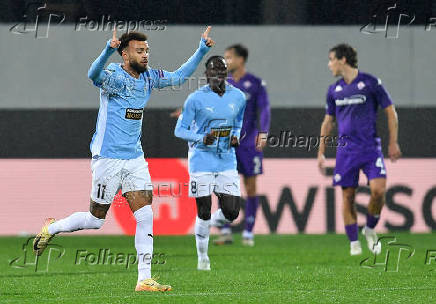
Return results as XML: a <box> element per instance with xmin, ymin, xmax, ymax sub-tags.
<box><xmin>221</xmin><ymin>197</ymin><xmax>240</xmax><ymax>222</ymax></box>
<box><xmin>342</xmin><ymin>188</ymin><xmax>355</xmax><ymax>204</ymax></box>
<box><xmin>222</xmin><ymin>206</ymin><xmax>239</xmax><ymax>221</ymax></box>
<box><xmin>196</xmin><ymin>197</ymin><xmax>212</xmax><ymax>220</ymax></box>
<box><xmin>197</xmin><ymin>208</ymin><xmax>211</xmax><ymax>220</ymax></box>
<box><xmin>371</xmin><ymin>187</ymin><xmax>385</xmax><ymax>201</ymax></box>
<box><xmin>87</xmin><ymin>212</ymin><xmax>105</xmax><ymax>229</ymax></box>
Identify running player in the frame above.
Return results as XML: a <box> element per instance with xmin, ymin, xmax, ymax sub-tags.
<box><xmin>213</xmin><ymin>44</ymin><xmax>270</xmax><ymax>246</ymax></box>
<box><xmin>174</xmin><ymin>56</ymin><xmax>246</xmax><ymax>270</ymax></box>
<box><xmin>33</xmin><ymin>27</ymin><xmax>214</xmax><ymax>291</ymax></box>
<box><xmin>318</xmin><ymin>43</ymin><xmax>401</xmax><ymax>256</ymax></box>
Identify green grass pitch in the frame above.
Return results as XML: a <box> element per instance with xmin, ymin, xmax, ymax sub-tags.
<box><xmin>1</xmin><ymin>233</ymin><xmax>435</xmax><ymax>303</ymax></box>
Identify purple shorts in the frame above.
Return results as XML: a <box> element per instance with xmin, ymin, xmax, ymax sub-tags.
<box><xmin>235</xmin><ymin>146</ymin><xmax>263</xmax><ymax>177</ymax></box>
<box><xmin>333</xmin><ymin>149</ymin><xmax>387</xmax><ymax>187</ymax></box>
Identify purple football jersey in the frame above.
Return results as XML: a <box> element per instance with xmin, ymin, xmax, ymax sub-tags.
<box><xmin>326</xmin><ymin>71</ymin><xmax>393</xmax><ymax>152</ymax></box>
<box><xmin>227</xmin><ymin>73</ymin><xmax>270</xmax><ymax>148</ymax></box>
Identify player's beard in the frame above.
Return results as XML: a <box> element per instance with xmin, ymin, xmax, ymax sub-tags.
<box><xmin>209</xmin><ymin>77</ymin><xmax>226</xmax><ymax>95</ymax></box>
<box><xmin>130</xmin><ymin>60</ymin><xmax>148</xmax><ymax>74</ymax></box>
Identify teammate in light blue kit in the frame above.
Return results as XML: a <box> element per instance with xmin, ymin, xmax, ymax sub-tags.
<box><xmin>175</xmin><ymin>56</ymin><xmax>246</xmax><ymax>271</ymax></box>
<box><xmin>33</xmin><ymin>27</ymin><xmax>214</xmax><ymax>292</ymax></box>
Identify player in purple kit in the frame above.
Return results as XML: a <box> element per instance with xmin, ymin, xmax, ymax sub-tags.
<box><xmin>213</xmin><ymin>44</ymin><xmax>271</xmax><ymax>246</ymax></box>
<box><xmin>318</xmin><ymin>44</ymin><xmax>401</xmax><ymax>256</ymax></box>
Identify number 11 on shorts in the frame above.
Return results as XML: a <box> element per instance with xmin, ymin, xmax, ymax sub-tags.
<box><xmin>97</xmin><ymin>184</ymin><xmax>106</xmax><ymax>199</ymax></box>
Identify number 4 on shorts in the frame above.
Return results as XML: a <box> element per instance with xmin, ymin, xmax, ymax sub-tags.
<box><xmin>376</xmin><ymin>157</ymin><xmax>386</xmax><ymax>175</ymax></box>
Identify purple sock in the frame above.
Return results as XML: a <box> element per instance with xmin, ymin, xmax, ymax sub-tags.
<box><xmin>366</xmin><ymin>213</ymin><xmax>380</xmax><ymax>229</ymax></box>
<box><xmin>344</xmin><ymin>223</ymin><xmax>358</xmax><ymax>242</ymax></box>
<box><xmin>244</xmin><ymin>196</ymin><xmax>259</xmax><ymax>233</ymax></box>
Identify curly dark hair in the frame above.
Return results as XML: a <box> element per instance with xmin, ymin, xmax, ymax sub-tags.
<box><xmin>117</xmin><ymin>32</ymin><xmax>148</xmax><ymax>56</ymax></box>
<box><xmin>329</xmin><ymin>43</ymin><xmax>358</xmax><ymax>68</ymax></box>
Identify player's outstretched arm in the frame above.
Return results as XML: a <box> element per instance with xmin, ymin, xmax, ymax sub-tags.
<box><xmin>318</xmin><ymin>114</ymin><xmax>335</xmax><ymax>174</ymax></box>
<box><xmin>87</xmin><ymin>28</ymin><xmax>121</xmax><ymax>85</ymax></box>
<box><xmin>174</xmin><ymin>96</ymin><xmax>204</xmax><ymax>143</ymax></box>
<box><xmin>385</xmin><ymin>105</ymin><xmax>402</xmax><ymax>162</ymax></box>
<box><xmin>153</xmin><ymin>26</ymin><xmax>214</xmax><ymax>89</ymax></box>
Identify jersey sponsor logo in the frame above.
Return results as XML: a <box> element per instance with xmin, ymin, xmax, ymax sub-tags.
<box><xmin>210</xmin><ymin>126</ymin><xmax>232</xmax><ymax>138</ymax></box>
<box><xmin>335</xmin><ymin>94</ymin><xmax>367</xmax><ymax>106</ymax></box>
<box><xmin>125</xmin><ymin>108</ymin><xmax>143</xmax><ymax>120</ymax></box>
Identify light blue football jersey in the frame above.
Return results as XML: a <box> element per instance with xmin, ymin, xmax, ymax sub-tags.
<box><xmin>174</xmin><ymin>84</ymin><xmax>246</xmax><ymax>173</ymax></box>
<box><xmin>88</xmin><ymin>39</ymin><xmax>210</xmax><ymax>159</ymax></box>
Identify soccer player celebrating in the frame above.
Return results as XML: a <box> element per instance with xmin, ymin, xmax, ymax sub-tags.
<box><xmin>318</xmin><ymin>43</ymin><xmax>401</xmax><ymax>256</ymax></box>
<box><xmin>174</xmin><ymin>56</ymin><xmax>246</xmax><ymax>270</ymax></box>
<box><xmin>33</xmin><ymin>27</ymin><xmax>214</xmax><ymax>291</ymax></box>
<box><xmin>213</xmin><ymin>44</ymin><xmax>271</xmax><ymax>246</ymax></box>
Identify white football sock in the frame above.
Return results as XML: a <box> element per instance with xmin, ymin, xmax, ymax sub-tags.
<box><xmin>242</xmin><ymin>230</ymin><xmax>254</xmax><ymax>239</ymax></box>
<box><xmin>48</xmin><ymin>212</ymin><xmax>104</xmax><ymax>234</ymax></box>
<box><xmin>195</xmin><ymin>217</ymin><xmax>210</xmax><ymax>260</ymax></box>
<box><xmin>221</xmin><ymin>227</ymin><xmax>232</xmax><ymax>235</ymax></box>
<box><xmin>210</xmin><ymin>209</ymin><xmax>231</xmax><ymax>227</ymax></box>
<box><xmin>134</xmin><ymin>205</ymin><xmax>153</xmax><ymax>283</ymax></box>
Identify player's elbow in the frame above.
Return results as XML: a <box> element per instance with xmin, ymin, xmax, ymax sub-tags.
<box><xmin>385</xmin><ymin>106</ymin><xmax>398</xmax><ymax>121</ymax></box>
<box><xmin>87</xmin><ymin>69</ymin><xmax>97</xmax><ymax>81</ymax></box>
<box><xmin>174</xmin><ymin>126</ymin><xmax>184</xmax><ymax>139</ymax></box>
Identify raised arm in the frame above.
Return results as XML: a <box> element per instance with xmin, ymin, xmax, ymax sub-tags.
<box><xmin>385</xmin><ymin>105</ymin><xmax>401</xmax><ymax>161</ymax></box>
<box><xmin>153</xmin><ymin>27</ymin><xmax>214</xmax><ymax>89</ymax></box>
<box><xmin>88</xmin><ymin>28</ymin><xmax>120</xmax><ymax>86</ymax></box>
<box><xmin>174</xmin><ymin>97</ymin><xmax>204</xmax><ymax>143</ymax></box>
